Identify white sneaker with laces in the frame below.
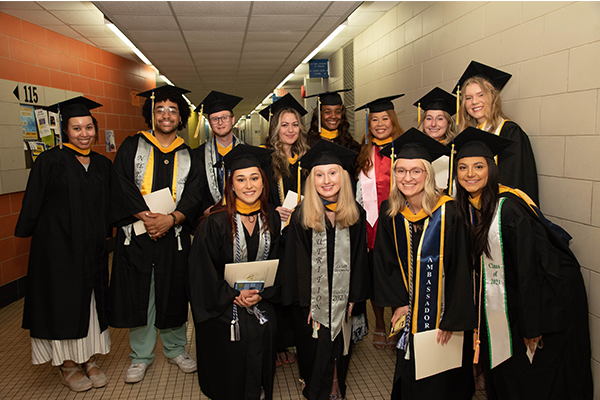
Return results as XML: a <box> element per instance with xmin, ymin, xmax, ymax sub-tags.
<box><xmin>125</xmin><ymin>363</ymin><xmax>150</xmax><ymax>383</ymax></box>
<box><xmin>167</xmin><ymin>351</ymin><xmax>197</xmax><ymax>373</ymax></box>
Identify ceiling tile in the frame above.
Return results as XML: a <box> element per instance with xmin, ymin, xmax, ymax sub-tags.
<box><xmin>251</xmin><ymin>1</ymin><xmax>330</xmax><ymax>16</ymax></box>
<box><xmin>2</xmin><ymin>9</ymin><xmax>63</xmax><ymax>25</ymax></box>
<box><xmin>129</xmin><ymin>30</ymin><xmax>184</xmax><ymax>43</ymax></box>
<box><xmin>311</xmin><ymin>16</ymin><xmax>344</xmax><ymax>32</ymax></box>
<box><xmin>183</xmin><ymin>31</ymin><xmax>245</xmax><ymax>43</ymax></box>
<box><xmin>178</xmin><ymin>16</ymin><xmax>247</xmax><ymax>31</ymax></box>
<box><xmin>50</xmin><ymin>10</ymin><xmax>105</xmax><ymax>25</ymax></box>
<box><xmin>243</xmin><ymin>42</ymin><xmax>300</xmax><ymax>53</ymax></box>
<box><xmin>39</xmin><ymin>1</ymin><xmax>97</xmax><ymax>11</ymax></box>
<box><xmin>245</xmin><ymin>30</ymin><xmax>305</xmax><ymax>43</ymax></box>
<box><xmin>241</xmin><ymin>51</ymin><xmax>291</xmax><ymax>61</ymax></box>
<box><xmin>142</xmin><ymin>42</ymin><xmax>189</xmax><ymax>53</ymax></box>
<box><xmin>324</xmin><ymin>1</ymin><xmax>361</xmax><ymax>17</ymax></box>
<box><xmin>71</xmin><ymin>24</ymin><xmax>115</xmax><ymax>37</ymax></box>
<box><xmin>0</xmin><ymin>2</ymin><xmax>43</xmax><ymax>10</ymax></box>
<box><xmin>170</xmin><ymin>1</ymin><xmax>251</xmax><ymax>16</ymax></box>
<box><xmin>95</xmin><ymin>1</ymin><xmax>172</xmax><ymax>15</ymax></box>
<box><xmin>188</xmin><ymin>42</ymin><xmax>243</xmax><ymax>52</ymax></box>
<box><xmin>152</xmin><ymin>59</ymin><xmax>195</xmax><ymax>68</ymax></box>
<box><xmin>112</xmin><ymin>15</ymin><xmax>179</xmax><ymax>31</ymax></box>
<box><xmin>194</xmin><ymin>58</ymin><xmax>239</xmax><ymax>67</ymax></box>
<box><xmin>147</xmin><ymin>52</ymin><xmax>192</xmax><ymax>63</ymax></box>
<box><xmin>248</xmin><ymin>15</ymin><xmax>318</xmax><ymax>31</ymax></box>
<box><xmin>193</xmin><ymin>52</ymin><xmax>239</xmax><ymax>63</ymax></box>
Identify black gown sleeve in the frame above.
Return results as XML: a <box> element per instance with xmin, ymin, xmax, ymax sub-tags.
<box><xmin>189</xmin><ymin>213</ymin><xmax>240</xmax><ymax>324</ymax></box>
<box><xmin>14</xmin><ymin>149</ymin><xmax>59</xmax><ymax>237</ymax></box>
<box><xmin>173</xmin><ymin>148</ymin><xmax>203</xmax><ymax>231</ymax></box>
<box><xmin>258</xmin><ymin>208</ymin><xmax>282</xmax><ymax>303</ymax></box>
<box><xmin>280</xmin><ymin>205</ymin><xmax>311</xmax><ymax>306</ymax></box>
<box><xmin>498</xmin><ymin>121</ymin><xmax>539</xmax><ymax>205</ymax></box>
<box><xmin>372</xmin><ymin>200</ymin><xmax>409</xmax><ymax>308</ymax></box>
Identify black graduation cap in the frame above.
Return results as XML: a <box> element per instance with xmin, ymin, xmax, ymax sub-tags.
<box><xmin>356</xmin><ymin>94</ymin><xmax>404</xmax><ymax>113</ymax></box>
<box><xmin>259</xmin><ymin>93</ymin><xmax>307</xmax><ymax>122</ymax></box>
<box><xmin>197</xmin><ymin>90</ymin><xmax>243</xmax><ymax>116</ymax></box>
<box><xmin>305</xmin><ymin>89</ymin><xmax>352</xmax><ymax>106</ymax></box>
<box><xmin>45</xmin><ymin>96</ymin><xmax>102</xmax><ymax>122</ymax></box>
<box><xmin>299</xmin><ymin>139</ymin><xmax>357</xmax><ymax>172</ymax></box>
<box><xmin>379</xmin><ymin>128</ymin><xmax>450</xmax><ymax>163</ymax></box>
<box><xmin>220</xmin><ymin>144</ymin><xmax>273</xmax><ymax>173</ymax></box>
<box><xmin>137</xmin><ymin>85</ymin><xmax>190</xmax><ymax>98</ymax></box>
<box><xmin>453</xmin><ymin>127</ymin><xmax>513</xmax><ymax>160</ymax></box>
<box><xmin>452</xmin><ymin>61</ymin><xmax>512</xmax><ymax>94</ymax></box>
<box><xmin>413</xmin><ymin>87</ymin><xmax>456</xmax><ymax>115</ymax></box>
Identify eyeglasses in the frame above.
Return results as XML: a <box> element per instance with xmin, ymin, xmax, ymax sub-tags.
<box><xmin>395</xmin><ymin>168</ymin><xmax>425</xmax><ymax>178</ymax></box>
<box><xmin>154</xmin><ymin>106</ymin><xmax>179</xmax><ymax>115</ymax></box>
<box><xmin>210</xmin><ymin>115</ymin><xmax>232</xmax><ymax>124</ymax></box>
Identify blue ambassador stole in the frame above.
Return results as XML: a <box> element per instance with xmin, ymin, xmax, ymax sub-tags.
<box><xmin>391</xmin><ymin>195</ymin><xmax>453</xmax><ymax>351</ymax></box>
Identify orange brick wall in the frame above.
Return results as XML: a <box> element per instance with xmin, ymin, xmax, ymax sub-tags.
<box><xmin>0</xmin><ymin>11</ymin><xmax>155</xmax><ymax>289</ymax></box>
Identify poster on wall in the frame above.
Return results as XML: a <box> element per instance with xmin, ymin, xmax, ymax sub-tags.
<box><xmin>105</xmin><ymin>130</ymin><xmax>116</xmax><ymax>152</ymax></box>
<box><xmin>20</xmin><ymin>105</ymin><xmax>38</xmax><ymax>141</ymax></box>
<box><xmin>35</xmin><ymin>109</ymin><xmax>54</xmax><ymax>149</ymax></box>
<box><xmin>48</xmin><ymin>111</ymin><xmax>59</xmax><ymax>148</ymax></box>
<box><xmin>27</xmin><ymin>141</ymin><xmax>45</xmax><ymax>162</ymax></box>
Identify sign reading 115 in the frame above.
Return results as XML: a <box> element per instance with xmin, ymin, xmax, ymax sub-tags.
<box><xmin>23</xmin><ymin>85</ymin><xmax>39</xmax><ymax>104</ymax></box>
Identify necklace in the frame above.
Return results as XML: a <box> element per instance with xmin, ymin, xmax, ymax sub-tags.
<box><xmin>247</xmin><ymin>214</ymin><xmax>256</xmax><ymax>223</ymax></box>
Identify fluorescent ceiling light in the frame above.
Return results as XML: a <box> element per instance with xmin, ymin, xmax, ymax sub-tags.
<box><xmin>105</xmin><ymin>19</ymin><xmax>152</xmax><ymax>66</ymax></box>
<box><xmin>302</xmin><ymin>21</ymin><xmax>347</xmax><ymax>64</ymax></box>
<box><xmin>262</xmin><ymin>93</ymin><xmax>273</xmax><ymax>104</ymax></box>
<box><xmin>159</xmin><ymin>75</ymin><xmax>174</xmax><ymax>86</ymax></box>
<box><xmin>277</xmin><ymin>73</ymin><xmax>295</xmax><ymax>89</ymax></box>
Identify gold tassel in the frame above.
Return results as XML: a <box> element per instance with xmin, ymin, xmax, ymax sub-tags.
<box><xmin>297</xmin><ymin>162</ymin><xmax>302</xmax><ymax>204</ymax></box>
<box><xmin>318</xmin><ymin>97</ymin><xmax>322</xmax><ymax>133</ymax></box>
<box><xmin>389</xmin><ymin>146</ymin><xmax>395</xmax><ymax>193</ymax></box>
<box><xmin>456</xmin><ymin>86</ymin><xmax>460</xmax><ymax>127</ymax></box>
<box><xmin>58</xmin><ymin>104</ymin><xmax>63</xmax><ymax>149</ymax></box>
<box><xmin>473</xmin><ymin>329</ymin><xmax>481</xmax><ymax>364</ymax></box>
<box><xmin>448</xmin><ymin>143</ymin><xmax>455</xmax><ymax>196</ymax></box>
<box><xmin>365</xmin><ymin>109</ymin><xmax>369</xmax><ymax>145</ymax></box>
<box><xmin>151</xmin><ymin>90</ymin><xmax>156</xmax><ymax>134</ymax></box>
<box><xmin>417</xmin><ymin>102</ymin><xmax>421</xmax><ymax>125</ymax></box>
<box><xmin>222</xmin><ymin>166</ymin><xmax>226</xmax><ymax>205</ymax></box>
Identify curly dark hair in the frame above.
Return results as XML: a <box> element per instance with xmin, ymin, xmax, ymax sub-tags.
<box><xmin>306</xmin><ymin>104</ymin><xmax>360</xmax><ymax>152</ymax></box>
<box><xmin>141</xmin><ymin>88</ymin><xmax>191</xmax><ymax>130</ymax></box>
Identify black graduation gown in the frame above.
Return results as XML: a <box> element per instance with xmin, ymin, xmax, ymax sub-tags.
<box><xmin>281</xmin><ymin>203</ymin><xmax>370</xmax><ymax>400</ymax></box>
<box><xmin>372</xmin><ymin>200</ymin><xmax>477</xmax><ymax>400</ymax></box>
<box><xmin>15</xmin><ymin>147</ymin><xmax>111</xmax><ymax>340</ymax></box>
<box><xmin>108</xmin><ymin>133</ymin><xmax>202</xmax><ymax>329</ymax></box>
<box><xmin>496</xmin><ymin>121</ymin><xmax>539</xmax><ymax>205</ymax></box>
<box><xmin>267</xmin><ymin>161</ymin><xmax>304</xmax><ymax>210</ymax></box>
<box><xmin>189</xmin><ymin>208</ymin><xmax>281</xmax><ymax>400</ymax></box>
<box><xmin>473</xmin><ymin>193</ymin><xmax>592</xmax><ymax>400</ymax></box>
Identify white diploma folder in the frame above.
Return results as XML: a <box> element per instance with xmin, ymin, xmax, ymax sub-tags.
<box><xmin>133</xmin><ymin>187</ymin><xmax>177</xmax><ymax>236</ymax></box>
<box><xmin>224</xmin><ymin>260</ymin><xmax>279</xmax><ymax>289</ymax></box>
<box><xmin>413</xmin><ymin>330</ymin><xmax>464</xmax><ymax>380</ymax></box>
<box><xmin>281</xmin><ymin>190</ymin><xmax>303</xmax><ymax>232</ymax></box>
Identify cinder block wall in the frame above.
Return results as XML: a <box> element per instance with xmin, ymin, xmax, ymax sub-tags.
<box><xmin>352</xmin><ymin>2</ymin><xmax>600</xmax><ymax>393</ymax></box>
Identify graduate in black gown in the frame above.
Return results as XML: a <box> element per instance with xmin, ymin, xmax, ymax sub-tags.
<box><xmin>452</xmin><ymin>128</ymin><xmax>593</xmax><ymax>400</ymax></box>
<box><xmin>109</xmin><ymin>86</ymin><xmax>202</xmax><ymax>383</ymax></box>
<box><xmin>281</xmin><ymin>140</ymin><xmax>370</xmax><ymax>400</ymax></box>
<box><xmin>455</xmin><ymin>61</ymin><xmax>539</xmax><ymax>204</ymax></box>
<box><xmin>260</xmin><ymin>93</ymin><xmax>309</xmax><ymax>366</ymax></box>
<box><xmin>372</xmin><ymin>129</ymin><xmax>477</xmax><ymax>400</ymax></box>
<box><xmin>189</xmin><ymin>145</ymin><xmax>281</xmax><ymax>400</ymax></box>
<box><xmin>15</xmin><ymin>97</ymin><xmax>111</xmax><ymax>392</ymax></box>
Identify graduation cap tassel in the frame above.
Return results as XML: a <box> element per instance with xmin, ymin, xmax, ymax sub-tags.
<box><xmin>57</xmin><ymin>103</ymin><xmax>63</xmax><ymax>149</ymax></box>
<box><xmin>448</xmin><ymin>142</ymin><xmax>455</xmax><ymax>197</ymax></box>
<box><xmin>317</xmin><ymin>96</ymin><xmax>322</xmax><ymax>133</ymax></box>
<box><xmin>364</xmin><ymin>109</ymin><xmax>369</xmax><ymax>145</ymax></box>
<box><xmin>417</xmin><ymin>102</ymin><xmax>421</xmax><ymax>126</ymax></box>
<box><xmin>456</xmin><ymin>86</ymin><xmax>460</xmax><ymax>127</ymax></box>
<box><xmin>297</xmin><ymin>162</ymin><xmax>302</xmax><ymax>204</ymax></box>
<box><xmin>268</xmin><ymin>105</ymin><xmax>272</xmax><ymax>126</ymax></box>
<box><xmin>389</xmin><ymin>146</ymin><xmax>395</xmax><ymax>193</ymax></box>
<box><xmin>222</xmin><ymin>167</ymin><xmax>227</xmax><ymax>206</ymax></box>
<box><xmin>194</xmin><ymin>104</ymin><xmax>203</xmax><ymax>139</ymax></box>
<box><xmin>151</xmin><ymin>90</ymin><xmax>156</xmax><ymax>134</ymax></box>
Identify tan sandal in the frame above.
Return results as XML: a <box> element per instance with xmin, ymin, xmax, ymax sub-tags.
<box><xmin>83</xmin><ymin>360</ymin><xmax>108</xmax><ymax>388</ymax></box>
<box><xmin>59</xmin><ymin>365</ymin><xmax>93</xmax><ymax>392</ymax></box>
<box><xmin>373</xmin><ymin>331</ymin><xmax>387</xmax><ymax>350</ymax></box>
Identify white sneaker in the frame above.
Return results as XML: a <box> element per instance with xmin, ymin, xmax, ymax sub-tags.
<box><xmin>125</xmin><ymin>363</ymin><xmax>150</xmax><ymax>383</ymax></box>
<box><xmin>167</xmin><ymin>351</ymin><xmax>197</xmax><ymax>373</ymax></box>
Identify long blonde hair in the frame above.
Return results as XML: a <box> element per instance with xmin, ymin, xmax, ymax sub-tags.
<box><xmin>302</xmin><ymin>165</ymin><xmax>359</xmax><ymax>231</ymax></box>
<box><xmin>264</xmin><ymin>108</ymin><xmax>309</xmax><ymax>180</ymax></box>
<box><xmin>387</xmin><ymin>159</ymin><xmax>440</xmax><ymax>218</ymax></box>
<box><xmin>458</xmin><ymin>76</ymin><xmax>507</xmax><ymax>133</ymax></box>
<box><xmin>417</xmin><ymin>109</ymin><xmax>458</xmax><ymax>145</ymax></box>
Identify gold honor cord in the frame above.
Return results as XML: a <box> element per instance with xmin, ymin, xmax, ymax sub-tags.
<box><xmin>194</xmin><ymin>104</ymin><xmax>203</xmax><ymax>139</ymax></box>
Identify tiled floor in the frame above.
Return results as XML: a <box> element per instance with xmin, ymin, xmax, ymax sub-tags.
<box><xmin>0</xmin><ymin>296</ymin><xmax>487</xmax><ymax>400</ymax></box>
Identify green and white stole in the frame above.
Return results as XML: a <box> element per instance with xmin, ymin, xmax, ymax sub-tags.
<box><xmin>480</xmin><ymin>197</ymin><xmax>513</xmax><ymax>368</ymax></box>
<box><xmin>310</xmin><ymin>215</ymin><xmax>351</xmax><ymax>342</ymax></box>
